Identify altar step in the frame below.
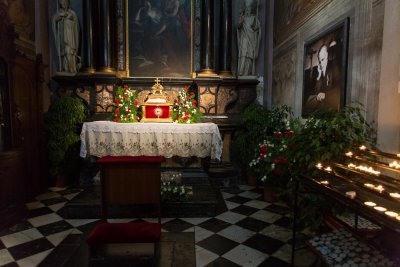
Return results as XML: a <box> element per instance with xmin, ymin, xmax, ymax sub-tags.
<box><xmin>59</xmin><ymin>168</ymin><xmax>226</xmax><ymax>219</ymax></box>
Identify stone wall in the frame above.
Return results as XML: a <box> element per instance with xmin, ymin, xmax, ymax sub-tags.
<box><xmin>272</xmin><ymin>0</ymin><xmax>400</xmax><ymax>152</ymax></box>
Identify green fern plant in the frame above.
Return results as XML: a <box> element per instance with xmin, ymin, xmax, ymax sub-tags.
<box><xmin>45</xmin><ymin>96</ymin><xmax>88</xmax><ymax>180</ymax></box>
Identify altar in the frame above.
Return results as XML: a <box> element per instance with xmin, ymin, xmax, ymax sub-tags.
<box><xmin>80</xmin><ymin>121</ymin><xmax>223</xmax><ymax>160</ymax></box>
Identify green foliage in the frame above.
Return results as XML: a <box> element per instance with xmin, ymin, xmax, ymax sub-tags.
<box><xmin>282</xmin><ymin>104</ymin><xmax>375</xmax><ymax>231</ymax></box>
<box><xmin>234</xmin><ymin>103</ymin><xmax>295</xmax><ymax>178</ymax></box>
<box><xmin>290</xmin><ymin>104</ymin><xmax>375</xmax><ymax>174</ymax></box>
<box><xmin>112</xmin><ymin>84</ymin><xmax>140</xmax><ymax>123</ymax></box>
<box><xmin>172</xmin><ymin>85</ymin><xmax>202</xmax><ymax>123</ymax></box>
<box><xmin>45</xmin><ymin>96</ymin><xmax>88</xmax><ymax>178</ymax></box>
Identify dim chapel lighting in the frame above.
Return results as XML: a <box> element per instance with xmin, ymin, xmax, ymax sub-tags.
<box><xmin>345</xmin><ymin>151</ymin><xmax>353</xmax><ymax>157</ymax></box>
<box><xmin>385</xmin><ymin>211</ymin><xmax>398</xmax><ymax>218</ymax></box>
<box><xmin>390</xmin><ymin>192</ymin><xmax>400</xmax><ymax>199</ymax></box>
<box><xmin>389</xmin><ymin>161</ymin><xmax>400</xmax><ymax>169</ymax></box>
<box><xmin>374</xmin><ymin>206</ymin><xmax>387</xmax><ymax>212</ymax></box>
<box><xmin>316</xmin><ymin>163</ymin><xmax>323</xmax><ymax>169</ymax></box>
<box><xmin>324</xmin><ymin>166</ymin><xmax>332</xmax><ymax>172</ymax></box>
<box><xmin>348</xmin><ymin>163</ymin><xmax>380</xmax><ymax>176</ymax></box>
<box><xmin>364</xmin><ymin>201</ymin><xmax>376</xmax><ymax>207</ymax></box>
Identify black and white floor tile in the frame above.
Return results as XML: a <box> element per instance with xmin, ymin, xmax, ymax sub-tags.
<box><xmin>0</xmin><ymin>185</ymin><xmax>317</xmax><ymax>267</ymax></box>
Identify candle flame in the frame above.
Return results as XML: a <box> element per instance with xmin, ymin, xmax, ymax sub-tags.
<box><xmin>316</xmin><ymin>163</ymin><xmax>323</xmax><ymax>169</ymax></box>
<box><xmin>390</xmin><ymin>192</ymin><xmax>400</xmax><ymax>198</ymax></box>
<box><xmin>364</xmin><ymin>201</ymin><xmax>376</xmax><ymax>207</ymax></box>
<box><xmin>324</xmin><ymin>166</ymin><xmax>332</xmax><ymax>172</ymax></box>
<box><xmin>348</xmin><ymin>163</ymin><xmax>380</xmax><ymax>175</ymax></box>
<box><xmin>359</xmin><ymin>145</ymin><xmax>367</xmax><ymax>151</ymax></box>
<box><xmin>345</xmin><ymin>151</ymin><xmax>353</xmax><ymax>157</ymax></box>
<box><xmin>389</xmin><ymin>161</ymin><xmax>400</xmax><ymax>169</ymax></box>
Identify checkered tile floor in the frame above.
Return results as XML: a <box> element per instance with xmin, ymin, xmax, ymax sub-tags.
<box><xmin>0</xmin><ymin>185</ymin><xmax>317</xmax><ymax>267</ymax></box>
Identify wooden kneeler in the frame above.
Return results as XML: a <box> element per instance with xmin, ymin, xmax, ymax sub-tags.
<box><xmin>86</xmin><ymin>156</ymin><xmax>165</xmax><ymax>266</ymax></box>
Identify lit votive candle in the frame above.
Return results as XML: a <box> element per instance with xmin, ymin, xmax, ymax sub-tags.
<box><xmin>345</xmin><ymin>151</ymin><xmax>353</xmax><ymax>157</ymax></box>
<box><xmin>397</xmin><ymin>153</ymin><xmax>400</xmax><ymax>158</ymax></box>
<box><xmin>385</xmin><ymin>211</ymin><xmax>398</xmax><ymax>217</ymax></box>
<box><xmin>397</xmin><ymin>216</ymin><xmax>400</xmax><ymax>221</ymax></box>
<box><xmin>389</xmin><ymin>161</ymin><xmax>400</xmax><ymax>169</ymax></box>
<box><xmin>374</xmin><ymin>206</ymin><xmax>387</xmax><ymax>212</ymax></box>
<box><xmin>320</xmin><ymin>180</ymin><xmax>329</xmax><ymax>185</ymax></box>
<box><xmin>324</xmin><ymin>166</ymin><xmax>332</xmax><ymax>172</ymax></box>
<box><xmin>390</xmin><ymin>193</ymin><xmax>400</xmax><ymax>198</ymax></box>
<box><xmin>364</xmin><ymin>201</ymin><xmax>376</xmax><ymax>207</ymax></box>
<box><xmin>364</xmin><ymin>183</ymin><xmax>374</xmax><ymax>188</ymax></box>
<box><xmin>316</xmin><ymin>163</ymin><xmax>323</xmax><ymax>169</ymax></box>
<box><xmin>359</xmin><ymin>145</ymin><xmax>367</xmax><ymax>151</ymax></box>
<box><xmin>348</xmin><ymin>163</ymin><xmax>356</xmax><ymax>168</ymax></box>
<box><xmin>375</xmin><ymin>185</ymin><xmax>385</xmax><ymax>193</ymax></box>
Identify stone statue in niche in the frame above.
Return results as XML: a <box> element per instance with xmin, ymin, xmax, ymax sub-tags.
<box><xmin>237</xmin><ymin>0</ymin><xmax>261</xmax><ymax>77</ymax></box>
<box><xmin>52</xmin><ymin>0</ymin><xmax>80</xmax><ymax>74</ymax></box>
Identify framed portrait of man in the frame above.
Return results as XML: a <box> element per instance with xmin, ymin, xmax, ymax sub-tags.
<box><xmin>127</xmin><ymin>0</ymin><xmax>193</xmax><ymax>78</ymax></box>
<box><xmin>302</xmin><ymin>18</ymin><xmax>349</xmax><ymax>117</ymax></box>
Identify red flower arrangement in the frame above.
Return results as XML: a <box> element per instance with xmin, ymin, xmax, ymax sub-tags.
<box><xmin>249</xmin><ymin>128</ymin><xmax>294</xmax><ymax>185</ymax></box>
<box><xmin>112</xmin><ymin>84</ymin><xmax>140</xmax><ymax>123</ymax></box>
<box><xmin>172</xmin><ymin>86</ymin><xmax>202</xmax><ymax>124</ymax></box>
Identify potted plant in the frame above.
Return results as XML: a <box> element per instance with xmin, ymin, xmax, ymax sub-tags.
<box><xmin>45</xmin><ymin>96</ymin><xmax>88</xmax><ymax>187</ymax></box>
<box><xmin>233</xmin><ymin>102</ymin><xmax>270</xmax><ymax>185</ymax></box>
<box><xmin>285</xmin><ymin>104</ymin><xmax>375</xmax><ymax>230</ymax></box>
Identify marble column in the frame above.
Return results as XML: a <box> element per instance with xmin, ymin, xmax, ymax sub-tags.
<box><xmin>96</xmin><ymin>0</ymin><xmax>115</xmax><ymax>73</ymax></box>
<box><xmin>81</xmin><ymin>0</ymin><xmax>95</xmax><ymax>73</ymax></box>
<box><xmin>198</xmin><ymin>0</ymin><xmax>217</xmax><ymax>76</ymax></box>
<box><xmin>219</xmin><ymin>0</ymin><xmax>233</xmax><ymax>77</ymax></box>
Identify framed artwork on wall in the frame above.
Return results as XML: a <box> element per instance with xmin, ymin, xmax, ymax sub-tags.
<box><xmin>127</xmin><ymin>0</ymin><xmax>193</xmax><ymax>78</ymax></box>
<box><xmin>302</xmin><ymin>18</ymin><xmax>349</xmax><ymax>117</ymax></box>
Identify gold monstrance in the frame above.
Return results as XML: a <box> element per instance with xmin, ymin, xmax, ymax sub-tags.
<box><xmin>140</xmin><ymin>78</ymin><xmax>173</xmax><ymax>123</ymax></box>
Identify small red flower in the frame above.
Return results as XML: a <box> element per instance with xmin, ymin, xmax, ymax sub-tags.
<box><xmin>126</xmin><ymin>115</ymin><xmax>130</xmax><ymax>119</ymax></box>
<box><xmin>274</xmin><ymin>132</ymin><xmax>282</xmax><ymax>139</ymax></box>
<box><xmin>123</xmin><ymin>85</ymin><xmax>128</xmax><ymax>89</ymax></box>
<box><xmin>185</xmin><ymin>111</ymin><xmax>190</xmax><ymax>116</ymax></box>
<box><xmin>184</xmin><ymin>86</ymin><xmax>189</xmax><ymax>91</ymax></box>
<box><xmin>194</xmin><ymin>99</ymin><xmax>197</xmax><ymax>103</ymax></box>
<box><xmin>184</xmin><ymin>117</ymin><xmax>188</xmax><ymax>121</ymax></box>
<box><xmin>115</xmin><ymin>99</ymin><xmax>119</xmax><ymax>105</ymax></box>
<box><xmin>190</xmin><ymin>91</ymin><xmax>195</xmax><ymax>95</ymax></box>
<box><xmin>134</xmin><ymin>100</ymin><xmax>138</xmax><ymax>105</ymax></box>
<box><xmin>115</xmin><ymin>117</ymin><xmax>120</xmax><ymax>122</ymax></box>
<box><xmin>115</xmin><ymin>109</ymin><xmax>120</xmax><ymax>114</ymax></box>
<box><xmin>178</xmin><ymin>101</ymin><xmax>181</xmax><ymax>105</ymax></box>
<box><xmin>260</xmin><ymin>145</ymin><xmax>268</xmax><ymax>153</ymax></box>
<box><xmin>186</xmin><ymin>95</ymin><xmax>190</xmax><ymax>100</ymax></box>
<box><xmin>193</xmin><ymin>103</ymin><xmax>197</xmax><ymax>107</ymax></box>
<box><xmin>259</xmin><ymin>153</ymin><xmax>266</xmax><ymax>160</ymax></box>
<box><xmin>123</xmin><ymin>94</ymin><xmax>128</xmax><ymax>99</ymax></box>
<box><xmin>284</xmin><ymin>131</ymin><xmax>293</xmax><ymax>138</ymax></box>
<box><xmin>128</xmin><ymin>107</ymin><xmax>131</xmax><ymax>111</ymax></box>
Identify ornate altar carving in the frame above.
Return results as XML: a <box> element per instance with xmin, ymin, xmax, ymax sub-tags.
<box><xmin>140</xmin><ymin>78</ymin><xmax>173</xmax><ymax>123</ymax></box>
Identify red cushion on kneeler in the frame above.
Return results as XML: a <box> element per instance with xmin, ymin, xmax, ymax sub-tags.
<box><xmin>86</xmin><ymin>222</ymin><xmax>162</xmax><ymax>246</ymax></box>
<box><xmin>97</xmin><ymin>156</ymin><xmax>165</xmax><ymax>164</ymax></box>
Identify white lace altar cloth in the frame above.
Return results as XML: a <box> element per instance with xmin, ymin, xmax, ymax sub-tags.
<box><xmin>80</xmin><ymin>121</ymin><xmax>223</xmax><ymax>160</ymax></box>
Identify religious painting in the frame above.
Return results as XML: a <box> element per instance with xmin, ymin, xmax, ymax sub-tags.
<box><xmin>302</xmin><ymin>18</ymin><xmax>349</xmax><ymax>117</ymax></box>
<box><xmin>127</xmin><ymin>0</ymin><xmax>193</xmax><ymax>78</ymax></box>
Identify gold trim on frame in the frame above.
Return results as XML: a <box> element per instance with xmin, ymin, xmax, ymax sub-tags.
<box><xmin>125</xmin><ymin>0</ymin><xmax>194</xmax><ymax>78</ymax></box>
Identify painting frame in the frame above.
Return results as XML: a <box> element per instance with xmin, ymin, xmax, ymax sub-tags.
<box><xmin>302</xmin><ymin>18</ymin><xmax>349</xmax><ymax>117</ymax></box>
<box><xmin>126</xmin><ymin>0</ymin><xmax>194</xmax><ymax>78</ymax></box>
